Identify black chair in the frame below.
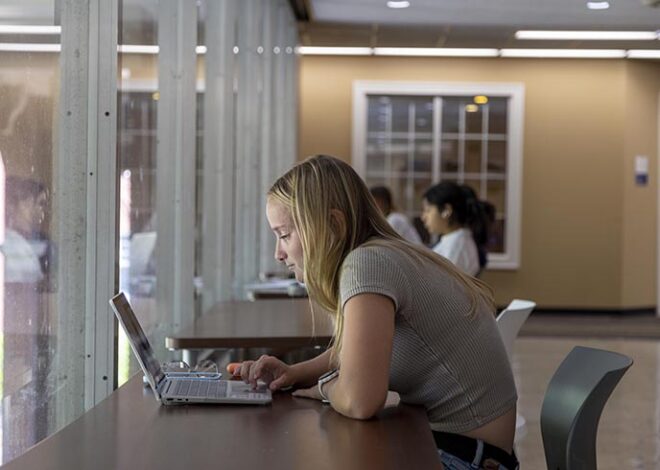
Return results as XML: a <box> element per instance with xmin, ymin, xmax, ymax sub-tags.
<box><xmin>540</xmin><ymin>346</ymin><xmax>633</xmax><ymax>470</ymax></box>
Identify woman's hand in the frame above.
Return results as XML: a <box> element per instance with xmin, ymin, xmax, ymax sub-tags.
<box><xmin>229</xmin><ymin>355</ymin><xmax>296</xmax><ymax>391</ymax></box>
<box><xmin>292</xmin><ymin>374</ymin><xmax>338</xmax><ymax>401</ymax></box>
<box><xmin>291</xmin><ymin>384</ymin><xmax>324</xmax><ymax>401</ymax></box>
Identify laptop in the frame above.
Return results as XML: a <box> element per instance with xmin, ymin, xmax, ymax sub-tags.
<box><xmin>109</xmin><ymin>292</ymin><xmax>272</xmax><ymax>405</ymax></box>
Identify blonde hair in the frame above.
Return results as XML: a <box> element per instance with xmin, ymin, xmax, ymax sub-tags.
<box><xmin>268</xmin><ymin>155</ymin><xmax>495</xmax><ymax>365</ymax></box>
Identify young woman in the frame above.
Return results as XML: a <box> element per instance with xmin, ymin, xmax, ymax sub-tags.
<box><xmin>235</xmin><ymin>155</ymin><xmax>518</xmax><ymax>469</ymax></box>
<box><xmin>421</xmin><ymin>182</ymin><xmax>482</xmax><ymax>277</ymax></box>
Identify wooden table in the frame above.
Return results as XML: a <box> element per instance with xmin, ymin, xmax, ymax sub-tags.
<box><xmin>1</xmin><ymin>375</ymin><xmax>443</xmax><ymax>470</ymax></box>
<box><xmin>165</xmin><ymin>299</ymin><xmax>334</xmax><ymax>363</ymax></box>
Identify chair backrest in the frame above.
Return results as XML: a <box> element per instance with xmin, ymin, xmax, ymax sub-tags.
<box><xmin>496</xmin><ymin>299</ymin><xmax>535</xmax><ymax>360</ymax></box>
<box><xmin>540</xmin><ymin>346</ymin><xmax>633</xmax><ymax>470</ymax></box>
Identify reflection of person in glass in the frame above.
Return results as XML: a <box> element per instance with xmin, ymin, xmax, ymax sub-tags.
<box><xmin>2</xmin><ymin>176</ymin><xmax>47</xmax><ymax>283</ymax></box>
<box><xmin>2</xmin><ymin>175</ymin><xmax>53</xmax><ymax>461</ymax></box>
<box><xmin>234</xmin><ymin>156</ymin><xmax>518</xmax><ymax>470</ymax></box>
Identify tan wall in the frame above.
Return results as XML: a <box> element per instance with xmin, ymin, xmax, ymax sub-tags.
<box><xmin>621</xmin><ymin>62</ymin><xmax>660</xmax><ymax>307</ymax></box>
<box><xmin>298</xmin><ymin>56</ymin><xmax>653</xmax><ymax>309</ymax></box>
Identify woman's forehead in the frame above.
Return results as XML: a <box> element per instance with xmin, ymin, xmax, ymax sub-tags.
<box><xmin>266</xmin><ymin>199</ymin><xmax>292</xmax><ymax>224</ymax></box>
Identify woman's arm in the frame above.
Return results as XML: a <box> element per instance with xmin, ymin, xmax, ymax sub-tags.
<box><xmin>323</xmin><ymin>293</ymin><xmax>395</xmax><ymax>419</ymax></box>
<box><xmin>289</xmin><ymin>347</ymin><xmax>334</xmax><ymax>387</ymax></box>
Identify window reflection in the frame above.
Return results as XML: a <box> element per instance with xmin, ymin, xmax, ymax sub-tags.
<box><xmin>0</xmin><ymin>26</ymin><xmax>59</xmax><ymax>461</ymax></box>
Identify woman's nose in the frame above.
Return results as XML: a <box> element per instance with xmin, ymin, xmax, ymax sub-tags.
<box><xmin>274</xmin><ymin>242</ymin><xmax>286</xmax><ymax>262</ymax></box>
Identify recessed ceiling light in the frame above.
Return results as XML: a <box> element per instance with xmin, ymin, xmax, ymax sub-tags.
<box><xmin>474</xmin><ymin>96</ymin><xmax>489</xmax><ymax>105</ymax></box>
<box><xmin>587</xmin><ymin>1</ymin><xmax>610</xmax><ymax>9</ymax></box>
<box><xmin>386</xmin><ymin>1</ymin><xmax>411</xmax><ymax>9</ymax></box>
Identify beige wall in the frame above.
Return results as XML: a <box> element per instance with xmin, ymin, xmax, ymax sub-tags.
<box><xmin>299</xmin><ymin>56</ymin><xmax>660</xmax><ymax>309</ymax></box>
<box><xmin>621</xmin><ymin>62</ymin><xmax>660</xmax><ymax>307</ymax></box>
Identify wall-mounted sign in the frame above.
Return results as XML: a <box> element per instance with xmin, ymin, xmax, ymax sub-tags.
<box><xmin>635</xmin><ymin>155</ymin><xmax>649</xmax><ymax>186</ymax></box>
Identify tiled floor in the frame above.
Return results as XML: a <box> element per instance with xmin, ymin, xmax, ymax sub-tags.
<box><xmin>513</xmin><ymin>337</ymin><xmax>660</xmax><ymax>469</ymax></box>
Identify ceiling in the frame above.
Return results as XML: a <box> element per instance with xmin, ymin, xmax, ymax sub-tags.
<box><xmin>293</xmin><ymin>0</ymin><xmax>660</xmax><ymax>49</ymax></box>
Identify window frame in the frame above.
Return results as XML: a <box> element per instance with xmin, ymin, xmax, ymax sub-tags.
<box><xmin>352</xmin><ymin>80</ymin><xmax>525</xmax><ymax>270</ymax></box>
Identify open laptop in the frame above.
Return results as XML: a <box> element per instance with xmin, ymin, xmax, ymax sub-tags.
<box><xmin>109</xmin><ymin>292</ymin><xmax>272</xmax><ymax>405</ymax></box>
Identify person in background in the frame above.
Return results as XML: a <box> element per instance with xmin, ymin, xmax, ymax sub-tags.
<box><xmin>234</xmin><ymin>155</ymin><xmax>518</xmax><ymax>470</ymax></box>
<box><xmin>2</xmin><ymin>176</ymin><xmax>48</xmax><ymax>283</ymax></box>
<box><xmin>460</xmin><ymin>184</ymin><xmax>495</xmax><ymax>273</ymax></box>
<box><xmin>2</xmin><ymin>175</ymin><xmax>54</xmax><ymax>458</ymax></box>
<box><xmin>421</xmin><ymin>181</ymin><xmax>481</xmax><ymax>277</ymax></box>
<box><xmin>369</xmin><ymin>185</ymin><xmax>421</xmax><ymax>244</ymax></box>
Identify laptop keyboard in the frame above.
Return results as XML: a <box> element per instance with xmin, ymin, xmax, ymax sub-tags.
<box><xmin>172</xmin><ymin>379</ymin><xmax>228</xmax><ymax>398</ymax></box>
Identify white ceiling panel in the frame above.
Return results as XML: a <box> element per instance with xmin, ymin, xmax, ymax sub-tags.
<box><xmin>310</xmin><ymin>0</ymin><xmax>660</xmax><ymax>28</ymax></box>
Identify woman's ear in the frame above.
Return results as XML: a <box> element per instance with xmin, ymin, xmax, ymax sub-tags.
<box><xmin>441</xmin><ymin>204</ymin><xmax>453</xmax><ymax>219</ymax></box>
<box><xmin>329</xmin><ymin>209</ymin><xmax>347</xmax><ymax>239</ymax></box>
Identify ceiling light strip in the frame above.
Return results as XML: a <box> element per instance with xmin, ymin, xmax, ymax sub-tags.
<box><xmin>0</xmin><ymin>43</ymin><xmax>61</xmax><ymax>52</ymax></box>
<box><xmin>586</xmin><ymin>1</ymin><xmax>611</xmax><ymax>10</ymax></box>
<box><xmin>0</xmin><ymin>44</ymin><xmax>657</xmax><ymax>60</ymax></box>
<box><xmin>373</xmin><ymin>47</ymin><xmax>499</xmax><ymax>57</ymax></box>
<box><xmin>386</xmin><ymin>1</ymin><xmax>411</xmax><ymax>8</ymax></box>
<box><xmin>515</xmin><ymin>30</ymin><xmax>659</xmax><ymax>41</ymax></box>
<box><xmin>0</xmin><ymin>25</ymin><xmax>62</xmax><ymax>35</ymax></box>
<box><xmin>627</xmin><ymin>49</ymin><xmax>660</xmax><ymax>59</ymax></box>
<box><xmin>118</xmin><ymin>44</ymin><xmax>159</xmax><ymax>54</ymax></box>
<box><xmin>296</xmin><ymin>46</ymin><xmax>373</xmax><ymax>55</ymax></box>
<box><xmin>500</xmin><ymin>48</ymin><xmax>627</xmax><ymax>58</ymax></box>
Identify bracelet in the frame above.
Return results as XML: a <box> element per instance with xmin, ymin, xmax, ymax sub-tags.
<box><xmin>317</xmin><ymin>369</ymin><xmax>339</xmax><ymax>404</ymax></box>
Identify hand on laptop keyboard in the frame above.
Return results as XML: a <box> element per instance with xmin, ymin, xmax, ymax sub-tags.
<box><xmin>229</xmin><ymin>356</ymin><xmax>297</xmax><ymax>391</ymax></box>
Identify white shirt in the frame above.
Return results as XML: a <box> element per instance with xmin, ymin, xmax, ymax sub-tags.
<box><xmin>387</xmin><ymin>212</ymin><xmax>421</xmax><ymax>244</ymax></box>
<box><xmin>1</xmin><ymin>229</ymin><xmax>44</xmax><ymax>283</ymax></box>
<box><xmin>432</xmin><ymin>228</ymin><xmax>480</xmax><ymax>277</ymax></box>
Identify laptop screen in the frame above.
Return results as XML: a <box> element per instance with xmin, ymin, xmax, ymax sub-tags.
<box><xmin>109</xmin><ymin>292</ymin><xmax>165</xmax><ymax>392</ymax></box>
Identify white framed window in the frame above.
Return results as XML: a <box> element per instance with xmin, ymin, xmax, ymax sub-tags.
<box><xmin>353</xmin><ymin>81</ymin><xmax>524</xmax><ymax>270</ymax></box>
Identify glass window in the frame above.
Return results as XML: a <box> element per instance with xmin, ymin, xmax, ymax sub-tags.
<box><xmin>0</xmin><ymin>1</ymin><xmax>62</xmax><ymax>463</ymax></box>
<box><xmin>356</xmin><ymin>84</ymin><xmax>523</xmax><ymax>269</ymax></box>
<box><xmin>365</xmin><ymin>94</ymin><xmax>435</xmax><ymax>222</ymax></box>
<box><xmin>117</xmin><ymin>0</ymin><xmax>160</xmax><ymax>387</ymax></box>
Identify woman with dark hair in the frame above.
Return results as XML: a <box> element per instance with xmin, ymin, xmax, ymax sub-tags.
<box><xmin>460</xmin><ymin>184</ymin><xmax>495</xmax><ymax>272</ymax></box>
<box><xmin>421</xmin><ymin>182</ymin><xmax>481</xmax><ymax>276</ymax></box>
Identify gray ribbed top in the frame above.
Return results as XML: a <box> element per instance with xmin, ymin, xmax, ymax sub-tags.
<box><xmin>339</xmin><ymin>241</ymin><xmax>517</xmax><ymax>434</ymax></box>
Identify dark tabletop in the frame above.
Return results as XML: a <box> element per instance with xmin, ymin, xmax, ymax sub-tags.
<box><xmin>165</xmin><ymin>298</ymin><xmax>335</xmax><ymax>350</ymax></box>
<box><xmin>2</xmin><ymin>374</ymin><xmax>442</xmax><ymax>470</ymax></box>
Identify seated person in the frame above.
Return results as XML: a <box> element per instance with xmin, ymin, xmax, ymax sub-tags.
<box><xmin>369</xmin><ymin>185</ymin><xmax>421</xmax><ymax>244</ymax></box>
<box><xmin>460</xmin><ymin>184</ymin><xmax>495</xmax><ymax>272</ymax></box>
<box><xmin>2</xmin><ymin>176</ymin><xmax>48</xmax><ymax>283</ymax></box>
<box><xmin>421</xmin><ymin>182</ymin><xmax>480</xmax><ymax>277</ymax></box>
<box><xmin>235</xmin><ymin>155</ymin><xmax>518</xmax><ymax>470</ymax></box>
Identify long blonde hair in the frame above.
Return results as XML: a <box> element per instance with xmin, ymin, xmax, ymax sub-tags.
<box><xmin>268</xmin><ymin>155</ymin><xmax>495</xmax><ymax>364</ymax></box>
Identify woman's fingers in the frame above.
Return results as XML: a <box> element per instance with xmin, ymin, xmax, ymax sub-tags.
<box><xmin>239</xmin><ymin>361</ymin><xmax>254</xmax><ymax>383</ymax></box>
<box><xmin>269</xmin><ymin>374</ymin><xmax>287</xmax><ymax>391</ymax></box>
<box><xmin>229</xmin><ymin>356</ymin><xmax>288</xmax><ymax>389</ymax></box>
<box><xmin>249</xmin><ymin>355</ymin><xmax>271</xmax><ymax>388</ymax></box>
<box><xmin>226</xmin><ymin>363</ymin><xmax>242</xmax><ymax>377</ymax></box>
